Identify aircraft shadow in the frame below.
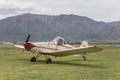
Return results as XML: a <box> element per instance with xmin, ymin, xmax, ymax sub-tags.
<box><xmin>64</xmin><ymin>59</ymin><xmax>99</xmax><ymax>62</ymax></box>
<box><xmin>17</xmin><ymin>58</ymin><xmax>107</xmax><ymax>69</ymax></box>
<box><xmin>49</xmin><ymin>61</ymin><xmax>106</xmax><ymax>68</ymax></box>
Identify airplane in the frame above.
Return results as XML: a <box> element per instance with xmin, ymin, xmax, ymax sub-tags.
<box><xmin>14</xmin><ymin>34</ymin><xmax>103</xmax><ymax>64</ymax></box>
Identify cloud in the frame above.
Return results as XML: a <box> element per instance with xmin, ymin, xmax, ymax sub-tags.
<box><xmin>0</xmin><ymin>0</ymin><xmax>34</xmax><ymax>14</ymax></box>
<box><xmin>0</xmin><ymin>0</ymin><xmax>120</xmax><ymax>21</ymax></box>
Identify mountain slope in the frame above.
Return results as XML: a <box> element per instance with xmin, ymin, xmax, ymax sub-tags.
<box><xmin>0</xmin><ymin>13</ymin><xmax>120</xmax><ymax>42</ymax></box>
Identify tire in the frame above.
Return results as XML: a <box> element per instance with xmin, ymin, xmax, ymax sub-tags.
<box><xmin>31</xmin><ymin>57</ymin><xmax>36</xmax><ymax>62</ymax></box>
<box><xmin>46</xmin><ymin>58</ymin><xmax>52</xmax><ymax>64</ymax></box>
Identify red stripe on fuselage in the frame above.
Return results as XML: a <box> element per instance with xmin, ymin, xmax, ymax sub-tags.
<box><xmin>37</xmin><ymin>46</ymin><xmax>59</xmax><ymax>50</ymax></box>
<box><xmin>62</xmin><ymin>45</ymin><xmax>73</xmax><ymax>49</ymax></box>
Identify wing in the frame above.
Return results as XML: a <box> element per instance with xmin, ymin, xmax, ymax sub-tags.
<box><xmin>14</xmin><ymin>45</ymin><xmax>24</xmax><ymax>49</ymax></box>
<box><xmin>45</xmin><ymin>46</ymin><xmax>103</xmax><ymax>57</ymax></box>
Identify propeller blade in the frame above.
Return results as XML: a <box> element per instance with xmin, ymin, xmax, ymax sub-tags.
<box><xmin>25</xmin><ymin>34</ymin><xmax>30</xmax><ymax>43</ymax></box>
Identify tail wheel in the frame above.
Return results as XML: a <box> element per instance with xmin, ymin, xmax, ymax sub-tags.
<box><xmin>46</xmin><ymin>58</ymin><xmax>52</xmax><ymax>64</ymax></box>
<box><xmin>31</xmin><ymin>57</ymin><xmax>36</xmax><ymax>62</ymax></box>
<box><xmin>82</xmin><ymin>56</ymin><xmax>86</xmax><ymax>61</ymax></box>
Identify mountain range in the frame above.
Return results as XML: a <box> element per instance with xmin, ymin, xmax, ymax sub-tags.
<box><xmin>0</xmin><ymin>13</ymin><xmax>120</xmax><ymax>43</ymax></box>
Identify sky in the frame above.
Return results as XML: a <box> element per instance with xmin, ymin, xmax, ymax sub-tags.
<box><xmin>0</xmin><ymin>0</ymin><xmax>120</xmax><ymax>22</ymax></box>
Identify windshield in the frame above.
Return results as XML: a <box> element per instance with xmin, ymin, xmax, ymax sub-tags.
<box><xmin>53</xmin><ymin>36</ymin><xmax>66</xmax><ymax>46</ymax></box>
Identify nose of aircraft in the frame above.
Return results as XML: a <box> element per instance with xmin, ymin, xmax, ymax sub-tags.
<box><xmin>24</xmin><ymin>43</ymin><xmax>35</xmax><ymax>51</ymax></box>
<box><xmin>24</xmin><ymin>34</ymin><xmax>35</xmax><ymax>51</ymax></box>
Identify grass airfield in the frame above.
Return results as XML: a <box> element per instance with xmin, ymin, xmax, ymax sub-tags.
<box><xmin>0</xmin><ymin>44</ymin><xmax>120</xmax><ymax>80</ymax></box>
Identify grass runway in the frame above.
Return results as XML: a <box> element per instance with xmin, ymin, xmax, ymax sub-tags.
<box><xmin>0</xmin><ymin>44</ymin><xmax>120</xmax><ymax>80</ymax></box>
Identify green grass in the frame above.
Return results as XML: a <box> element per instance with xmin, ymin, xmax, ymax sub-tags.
<box><xmin>0</xmin><ymin>44</ymin><xmax>120</xmax><ymax>80</ymax></box>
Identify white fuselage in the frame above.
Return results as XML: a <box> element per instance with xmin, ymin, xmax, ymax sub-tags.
<box><xmin>30</xmin><ymin>42</ymin><xmax>76</xmax><ymax>53</ymax></box>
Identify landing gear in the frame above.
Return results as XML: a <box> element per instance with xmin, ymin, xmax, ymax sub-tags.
<box><xmin>82</xmin><ymin>53</ymin><xmax>87</xmax><ymax>61</ymax></box>
<box><xmin>30</xmin><ymin>53</ymin><xmax>52</xmax><ymax>63</ymax></box>
<box><xmin>44</xmin><ymin>54</ymin><xmax>52</xmax><ymax>64</ymax></box>
<box><xmin>31</xmin><ymin>57</ymin><xmax>36</xmax><ymax>62</ymax></box>
<box><xmin>46</xmin><ymin>58</ymin><xmax>52</xmax><ymax>64</ymax></box>
<box><xmin>30</xmin><ymin>53</ymin><xmax>41</xmax><ymax>62</ymax></box>
<box><xmin>82</xmin><ymin>56</ymin><xmax>86</xmax><ymax>61</ymax></box>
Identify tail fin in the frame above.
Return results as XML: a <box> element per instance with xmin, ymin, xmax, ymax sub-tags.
<box><xmin>80</xmin><ymin>41</ymin><xmax>88</xmax><ymax>48</ymax></box>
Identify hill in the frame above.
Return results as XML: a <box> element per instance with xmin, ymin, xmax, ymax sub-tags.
<box><xmin>0</xmin><ymin>13</ymin><xmax>120</xmax><ymax>42</ymax></box>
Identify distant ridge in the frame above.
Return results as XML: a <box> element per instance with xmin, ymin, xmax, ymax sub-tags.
<box><xmin>0</xmin><ymin>13</ymin><xmax>120</xmax><ymax>42</ymax></box>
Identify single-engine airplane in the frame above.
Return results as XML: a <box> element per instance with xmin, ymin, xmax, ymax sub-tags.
<box><xmin>14</xmin><ymin>34</ymin><xmax>103</xmax><ymax>64</ymax></box>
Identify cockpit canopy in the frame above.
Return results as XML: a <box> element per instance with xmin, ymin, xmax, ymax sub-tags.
<box><xmin>53</xmin><ymin>36</ymin><xmax>66</xmax><ymax>46</ymax></box>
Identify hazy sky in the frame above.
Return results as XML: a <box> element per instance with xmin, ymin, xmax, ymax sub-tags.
<box><xmin>0</xmin><ymin>0</ymin><xmax>120</xmax><ymax>22</ymax></box>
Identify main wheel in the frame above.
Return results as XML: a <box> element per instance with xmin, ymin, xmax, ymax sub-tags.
<box><xmin>46</xmin><ymin>58</ymin><xmax>52</xmax><ymax>64</ymax></box>
<box><xmin>31</xmin><ymin>57</ymin><xmax>36</xmax><ymax>62</ymax></box>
